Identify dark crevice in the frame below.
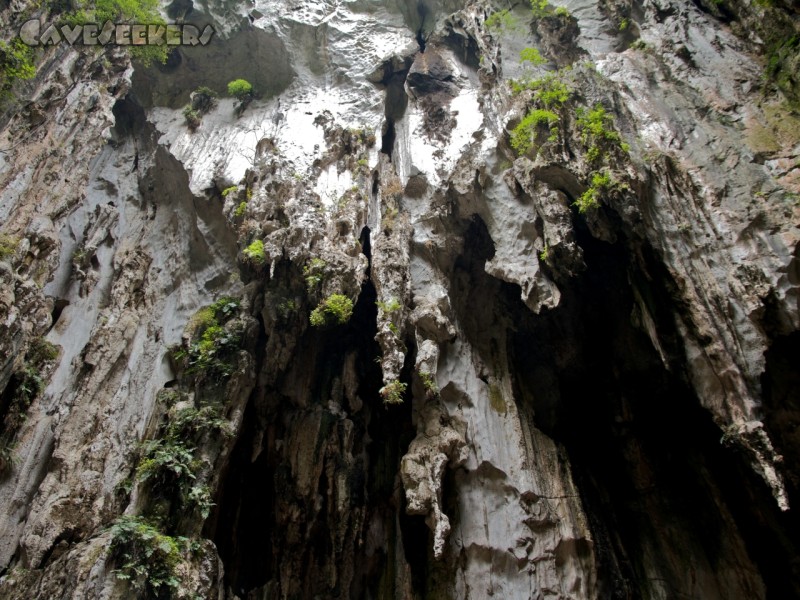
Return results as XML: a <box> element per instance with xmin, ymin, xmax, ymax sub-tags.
<box><xmin>380</xmin><ymin>119</ymin><xmax>396</xmax><ymax>158</ymax></box>
<box><xmin>48</xmin><ymin>298</ymin><xmax>69</xmax><ymax>331</ymax></box>
<box><xmin>211</xmin><ymin>260</ymin><xmax>416</xmax><ymax>598</ymax></box>
<box><xmin>415</xmin><ymin>1</ymin><xmax>428</xmax><ymax>52</ymax></box>
<box><xmin>380</xmin><ymin>71</ymin><xmax>408</xmax><ymax>159</ymax></box>
<box><xmin>443</xmin><ymin>211</ymin><xmax>800</xmax><ymax>598</ymax></box>
<box><xmin>110</xmin><ymin>94</ymin><xmax>147</xmax><ymax>139</ymax></box>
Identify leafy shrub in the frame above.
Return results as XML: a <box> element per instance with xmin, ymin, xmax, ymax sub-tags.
<box><xmin>109</xmin><ymin>516</ymin><xmax>183</xmax><ymax>595</ymax></box>
<box><xmin>175</xmin><ymin>298</ymin><xmax>241</xmax><ymax>377</ymax></box>
<box><xmin>2</xmin><ymin>366</ymin><xmax>42</xmax><ymax>435</ymax></box>
<box><xmin>136</xmin><ymin>403</ymin><xmax>230</xmax><ymax>517</ymax></box>
<box><xmin>530</xmin><ymin>0</ymin><xmax>550</xmax><ymax>18</ymax></box>
<box><xmin>303</xmin><ymin>258</ymin><xmax>327</xmax><ymax>292</ymax></box>
<box><xmin>511</xmin><ymin>72</ymin><xmax>572</xmax><ymax>109</ymax></box>
<box><xmin>26</xmin><ymin>337</ymin><xmax>59</xmax><ymax>365</ymax></box>
<box><xmin>136</xmin><ymin>438</ymin><xmax>196</xmax><ymax>487</ymax></box>
<box><xmin>485</xmin><ymin>9</ymin><xmax>520</xmax><ymax>31</ymax></box>
<box><xmin>629</xmin><ymin>39</ymin><xmax>651</xmax><ymax>52</ymax></box>
<box><xmin>576</xmin><ymin>104</ymin><xmax>629</xmax><ymax>162</ymax></box>
<box><xmin>520</xmin><ymin>47</ymin><xmax>546</xmax><ymax>66</ymax></box>
<box><xmin>380</xmin><ymin>380</ymin><xmax>407</xmax><ymax>404</ymax></box>
<box><xmin>243</xmin><ymin>240</ymin><xmax>266</xmax><ymax>264</ymax></box>
<box><xmin>190</xmin><ymin>86</ymin><xmax>217</xmax><ymax>113</ymax></box>
<box><xmin>0</xmin><ymin>234</ymin><xmax>18</xmax><ymax>261</ymax></box>
<box><xmin>0</xmin><ymin>39</ymin><xmax>35</xmax><ymax>96</ymax></box>
<box><xmin>419</xmin><ymin>371</ymin><xmax>438</xmax><ymax>394</ymax></box>
<box><xmin>227</xmin><ymin>79</ymin><xmax>253</xmax><ymax>100</ymax></box>
<box><xmin>183</xmin><ymin>106</ymin><xmax>200</xmax><ymax>130</ymax></box>
<box><xmin>234</xmin><ymin>201</ymin><xmax>247</xmax><ymax>218</ymax></box>
<box><xmin>575</xmin><ymin>170</ymin><xmax>614</xmax><ymax>213</ymax></box>
<box><xmin>65</xmin><ymin>0</ymin><xmax>168</xmax><ymax>65</ymax></box>
<box><xmin>510</xmin><ymin>108</ymin><xmax>559</xmax><ymax>155</ymax></box>
<box><xmin>309</xmin><ymin>294</ymin><xmax>354</xmax><ymax>327</ymax></box>
<box><xmin>376</xmin><ymin>297</ymin><xmax>402</xmax><ymax>314</ymax></box>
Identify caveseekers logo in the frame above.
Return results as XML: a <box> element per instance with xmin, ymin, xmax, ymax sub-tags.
<box><xmin>19</xmin><ymin>19</ymin><xmax>215</xmax><ymax>46</ymax></box>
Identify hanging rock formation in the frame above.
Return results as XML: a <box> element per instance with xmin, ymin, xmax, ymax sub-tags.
<box><xmin>0</xmin><ymin>0</ymin><xmax>799</xmax><ymax>598</ymax></box>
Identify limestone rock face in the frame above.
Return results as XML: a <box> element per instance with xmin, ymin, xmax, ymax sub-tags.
<box><xmin>0</xmin><ymin>0</ymin><xmax>799</xmax><ymax>598</ymax></box>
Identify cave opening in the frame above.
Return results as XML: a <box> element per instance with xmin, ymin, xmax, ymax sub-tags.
<box><xmin>380</xmin><ymin>71</ymin><xmax>408</xmax><ymax>160</ymax></box>
<box><xmin>447</xmin><ymin>213</ymin><xmax>800</xmax><ymax>598</ymax></box>
<box><xmin>210</xmin><ymin>254</ymin><xmax>417</xmax><ymax>597</ymax></box>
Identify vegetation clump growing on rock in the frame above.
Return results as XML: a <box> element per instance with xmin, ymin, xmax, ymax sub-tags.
<box><xmin>227</xmin><ymin>78</ymin><xmax>253</xmax><ymax>100</ymax></box>
<box><xmin>0</xmin><ymin>234</ymin><xmax>19</xmax><ymax>261</ymax></box>
<box><xmin>172</xmin><ymin>297</ymin><xmax>241</xmax><ymax>378</ymax></box>
<box><xmin>64</xmin><ymin>0</ymin><xmax>168</xmax><ymax>65</ymax></box>
<box><xmin>576</xmin><ymin>104</ymin><xmax>629</xmax><ymax>162</ymax></box>
<box><xmin>304</xmin><ymin>258</ymin><xmax>327</xmax><ymax>292</ymax></box>
<box><xmin>0</xmin><ymin>337</ymin><xmax>60</xmax><ymax>476</ymax></box>
<box><xmin>310</xmin><ymin>293</ymin><xmax>353</xmax><ymax>327</ymax></box>
<box><xmin>381</xmin><ymin>380</ymin><xmax>407</xmax><ymax>404</ymax></box>
<box><xmin>243</xmin><ymin>239</ymin><xmax>266</xmax><ymax>264</ymax></box>
<box><xmin>0</xmin><ymin>39</ymin><xmax>35</xmax><ymax>100</ymax></box>
<box><xmin>511</xmin><ymin>109</ymin><xmax>559</xmax><ymax>155</ymax></box>
<box><xmin>575</xmin><ymin>170</ymin><xmax>615</xmax><ymax>213</ymax></box>
<box><xmin>485</xmin><ymin>9</ymin><xmax>520</xmax><ymax>32</ymax></box>
<box><xmin>109</xmin><ymin>516</ymin><xmax>184</xmax><ymax>595</ymax></box>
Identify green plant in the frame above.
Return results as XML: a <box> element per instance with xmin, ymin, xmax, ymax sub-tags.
<box><xmin>221</xmin><ymin>186</ymin><xmax>238</xmax><ymax>198</ymax></box>
<box><xmin>520</xmin><ymin>47</ymin><xmax>546</xmax><ymax>67</ymax></box>
<box><xmin>575</xmin><ymin>170</ymin><xmax>614</xmax><ymax>213</ymax></box>
<box><xmin>227</xmin><ymin>78</ymin><xmax>253</xmax><ymax>100</ymax></box>
<box><xmin>530</xmin><ymin>0</ymin><xmax>550</xmax><ymax>18</ymax></box>
<box><xmin>193</xmin><ymin>86</ymin><xmax>217</xmax><ymax>99</ymax></box>
<box><xmin>135</xmin><ymin>400</ymin><xmax>230</xmax><ymax>518</ymax></box>
<box><xmin>555</xmin><ymin>5</ymin><xmax>570</xmax><ymax>17</ymax></box>
<box><xmin>191</xmin><ymin>86</ymin><xmax>217</xmax><ymax>114</ymax></box>
<box><xmin>136</xmin><ymin>438</ymin><xmax>196</xmax><ymax>487</ymax></box>
<box><xmin>2</xmin><ymin>360</ymin><xmax>49</xmax><ymax>437</ymax></box>
<box><xmin>419</xmin><ymin>371</ymin><xmax>438</xmax><ymax>394</ymax></box>
<box><xmin>511</xmin><ymin>72</ymin><xmax>571</xmax><ymax>109</ymax></box>
<box><xmin>619</xmin><ymin>18</ymin><xmax>629</xmax><ymax>31</ymax></box>
<box><xmin>0</xmin><ymin>234</ymin><xmax>18</xmax><ymax>261</ymax></box>
<box><xmin>485</xmin><ymin>9</ymin><xmax>520</xmax><ymax>31</ymax></box>
<box><xmin>309</xmin><ymin>294</ymin><xmax>354</xmax><ymax>327</ymax></box>
<box><xmin>376</xmin><ymin>297</ymin><xmax>401</xmax><ymax>314</ymax></box>
<box><xmin>381</xmin><ymin>205</ymin><xmax>400</xmax><ymax>232</ymax></box>
<box><xmin>380</xmin><ymin>380</ymin><xmax>406</xmax><ymax>404</ymax></box>
<box><xmin>0</xmin><ymin>39</ymin><xmax>36</xmax><ymax>96</ymax></box>
<box><xmin>26</xmin><ymin>337</ymin><xmax>59</xmax><ymax>365</ymax></box>
<box><xmin>277</xmin><ymin>298</ymin><xmax>297</xmax><ymax>319</ymax></box>
<box><xmin>183</xmin><ymin>106</ymin><xmax>201</xmax><ymax>130</ymax></box>
<box><xmin>175</xmin><ymin>298</ymin><xmax>241</xmax><ymax>378</ymax></box>
<box><xmin>243</xmin><ymin>239</ymin><xmax>266</xmax><ymax>264</ymax></box>
<box><xmin>510</xmin><ymin>108</ymin><xmax>559</xmax><ymax>155</ymax></box>
<box><xmin>539</xmin><ymin>243</ymin><xmax>549</xmax><ymax>262</ymax></box>
<box><xmin>234</xmin><ymin>201</ymin><xmax>247</xmax><ymax>218</ymax></box>
<box><xmin>629</xmin><ymin>39</ymin><xmax>650</xmax><ymax>51</ymax></box>
<box><xmin>64</xmin><ymin>0</ymin><xmax>168</xmax><ymax>65</ymax></box>
<box><xmin>576</xmin><ymin>104</ymin><xmax>629</xmax><ymax>162</ymax></box>
<box><xmin>109</xmin><ymin>516</ymin><xmax>183</xmax><ymax>595</ymax></box>
<box><xmin>303</xmin><ymin>258</ymin><xmax>327</xmax><ymax>291</ymax></box>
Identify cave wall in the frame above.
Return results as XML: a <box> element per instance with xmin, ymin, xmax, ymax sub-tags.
<box><xmin>0</xmin><ymin>0</ymin><xmax>798</xmax><ymax>598</ymax></box>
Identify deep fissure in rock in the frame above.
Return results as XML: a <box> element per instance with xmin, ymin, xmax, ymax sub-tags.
<box><xmin>443</xmin><ymin>213</ymin><xmax>800</xmax><ymax>597</ymax></box>
<box><xmin>210</xmin><ymin>257</ymin><xmax>418</xmax><ymax>597</ymax></box>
